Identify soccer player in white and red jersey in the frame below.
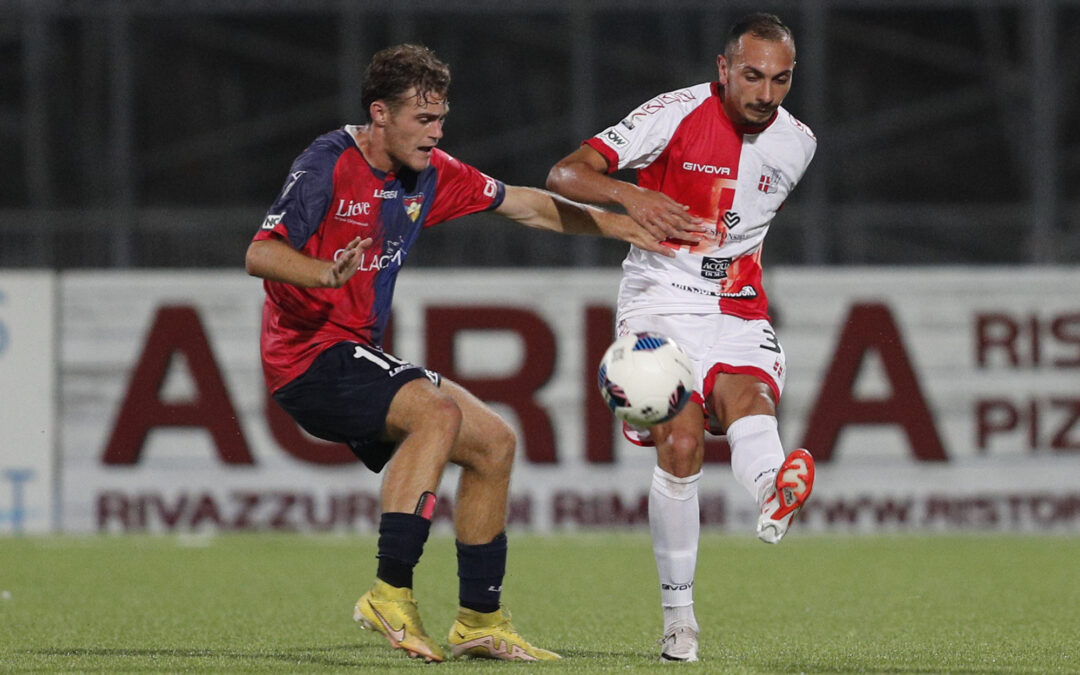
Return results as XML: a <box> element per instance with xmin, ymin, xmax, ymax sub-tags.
<box><xmin>547</xmin><ymin>14</ymin><xmax>817</xmax><ymax>662</ymax></box>
<box><xmin>246</xmin><ymin>44</ymin><xmax>692</xmax><ymax>664</ymax></box>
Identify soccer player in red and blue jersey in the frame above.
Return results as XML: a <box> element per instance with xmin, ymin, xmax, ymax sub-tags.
<box><xmin>547</xmin><ymin>14</ymin><xmax>817</xmax><ymax>663</ymax></box>
<box><xmin>247</xmin><ymin>44</ymin><xmax>689</xmax><ymax>663</ymax></box>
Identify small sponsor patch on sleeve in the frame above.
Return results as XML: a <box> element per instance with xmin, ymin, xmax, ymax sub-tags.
<box><xmin>261</xmin><ymin>212</ymin><xmax>284</xmax><ymax>230</ymax></box>
<box><xmin>603</xmin><ymin>128</ymin><xmax>629</xmax><ymax>148</ymax></box>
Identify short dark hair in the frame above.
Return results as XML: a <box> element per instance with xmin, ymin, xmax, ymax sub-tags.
<box><xmin>723</xmin><ymin>13</ymin><xmax>794</xmax><ymax>58</ymax></box>
<box><xmin>361</xmin><ymin>44</ymin><xmax>451</xmax><ymax>121</ymax></box>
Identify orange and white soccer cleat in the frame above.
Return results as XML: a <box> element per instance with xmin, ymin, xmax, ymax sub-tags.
<box><xmin>756</xmin><ymin>448</ymin><xmax>815</xmax><ymax>544</ymax></box>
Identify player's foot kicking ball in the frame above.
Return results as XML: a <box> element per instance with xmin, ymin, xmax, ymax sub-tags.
<box><xmin>757</xmin><ymin>448</ymin><xmax>815</xmax><ymax>544</ymax></box>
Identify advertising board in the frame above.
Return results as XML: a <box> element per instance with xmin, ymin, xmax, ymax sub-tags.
<box><xmin>0</xmin><ymin>272</ymin><xmax>56</xmax><ymax>534</ymax></box>
<box><xmin>56</xmin><ymin>269</ymin><xmax>1080</xmax><ymax>534</ymax></box>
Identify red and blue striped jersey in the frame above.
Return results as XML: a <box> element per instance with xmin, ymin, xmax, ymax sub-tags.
<box><xmin>254</xmin><ymin>126</ymin><xmax>505</xmax><ymax>392</ymax></box>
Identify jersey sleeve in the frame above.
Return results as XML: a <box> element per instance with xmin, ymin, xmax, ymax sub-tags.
<box><xmin>785</xmin><ymin>110</ymin><xmax>819</xmax><ymax>184</ymax></box>
<box><xmin>583</xmin><ymin>84</ymin><xmax>710</xmax><ymax>174</ymax></box>
<box><xmin>424</xmin><ymin>149</ymin><xmax>505</xmax><ymax>227</ymax></box>
<box><xmin>253</xmin><ymin>145</ymin><xmax>335</xmax><ymax>249</ymax></box>
<box><xmin>583</xmin><ymin>116</ymin><xmax>672</xmax><ymax>175</ymax></box>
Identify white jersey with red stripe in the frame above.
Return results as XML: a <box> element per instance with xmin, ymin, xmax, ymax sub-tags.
<box><xmin>584</xmin><ymin>81</ymin><xmax>816</xmax><ymax>322</ymax></box>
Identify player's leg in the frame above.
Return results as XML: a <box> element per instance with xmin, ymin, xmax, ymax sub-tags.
<box><xmin>440</xmin><ymin>379</ymin><xmax>514</xmax><ymax>545</ymax></box>
<box><xmin>372</xmin><ymin>375</ymin><xmax>462</xmax><ymax>585</ymax></box>
<box><xmin>650</xmin><ymin>402</ymin><xmax>705</xmax><ymax>662</ymax></box>
<box><xmin>272</xmin><ymin>343</ymin><xmax>452</xmax><ymax>662</ymax></box>
<box><xmin>357</xmin><ymin>375</ymin><xmax>465</xmax><ymax>662</ymax></box>
<box><xmin>433</xmin><ymin>379</ymin><xmax>559</xmax><ymax>661</ymax></box>
<box><xmin>380</xmin><ymin>377</ymin><xmax>460</xmax><ymax>514</ymax></box>
<box><xmin>712</xmin><ymin>374</ymin><xmax>813</xmax><ymax>542</ymax></box>
<box><xmin>616</xmin><ymin>313</ymin><xmax>707</xmax><ymax>661</ymax></box>
<box><xmin>711</xmin><ymin>372</ymin><xmax>784</xmax><ymax>505</ymax></box>
<box><xmin>706</xmin><ymin>318</ymin><xmax>814</xmax><ymax>543</ymax></box>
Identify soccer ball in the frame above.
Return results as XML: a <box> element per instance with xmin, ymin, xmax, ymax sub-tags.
<box><xmin>597</xmin><ymin>332</ymin><xmax>694</xmax><ymax>428</ymax></box>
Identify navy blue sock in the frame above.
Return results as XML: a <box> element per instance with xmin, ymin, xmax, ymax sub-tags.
<box><xmin>456</xmin><ymin>532</ymin><xmax>507</xmax><ymax>613</ymax></box>
<box><xmin>376</xmin><ymin>512</ymin><xmax>431</xmax><ymax>589</ymax></box>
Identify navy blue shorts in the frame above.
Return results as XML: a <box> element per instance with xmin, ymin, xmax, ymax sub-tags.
<box><xmin>272</xmin><ymin>341</ymin><xmax>441</xmax><ymax>473</ymax></box>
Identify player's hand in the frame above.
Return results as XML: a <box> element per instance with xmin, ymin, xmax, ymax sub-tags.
<box><xmin>621</xmin><ymin>185</ymin><xmax>707</xmax><ymax>244</ymax></box>
<box><xmin>603</xmin><ymin>214</ymin><xmax>684</xmax><ymax>258</ymax></box>
<box><xmin>321</xmin><ymin>236</ymin><xmax>372</xmax><ymax>288</ymax></box>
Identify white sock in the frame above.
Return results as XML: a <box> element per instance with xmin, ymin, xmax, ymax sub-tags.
<box><xmin>649</xmin><ymin>465</ymin><xmax>701</xmax><ymax>632</ymax></box>
<box><xmin>727</xmin><ymin>415</ymin><xmax>786</xmax><ymax>505</ymax></box>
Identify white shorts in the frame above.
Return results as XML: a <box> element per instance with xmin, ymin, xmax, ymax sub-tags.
<box><xmin>617</xmin><ymin>313</ymin><xmax>786</xmax><ymax>445</ymax></box>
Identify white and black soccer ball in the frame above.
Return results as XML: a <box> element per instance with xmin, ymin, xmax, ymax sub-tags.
<box><xmin>597</xmin><ymin>332</ymin><xmax>694</xmax><ymax>428</ymax></box>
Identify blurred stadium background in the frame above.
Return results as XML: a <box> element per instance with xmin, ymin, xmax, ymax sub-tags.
<box><xmin>1</xmin><ymin>0</ymin><xmax>1077</xmax><ymax>269</ymax></box>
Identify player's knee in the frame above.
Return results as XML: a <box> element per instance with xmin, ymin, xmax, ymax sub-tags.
<box><xmin>465</xmin><ymin>417</ymin><xmax>515</xmax><ymax>481</ymax></box>
<box><xmin>422</xmin><ymin>392</ymin><xmax>464</xmax><ymax>447</ymax></box>
<box><xmin>661</xmin><ymin>429</ymin><xmax>701</xmax><ymax>477</ymax></box>
<box><xmin>485</xmin><ymin>418</ymin><xmax>517</xmax><ymax>478</ymax></box>
<box><xmin>711</xmin><ymin>378</ymin><xmax>775</xmax><ymax>425</ymax></box>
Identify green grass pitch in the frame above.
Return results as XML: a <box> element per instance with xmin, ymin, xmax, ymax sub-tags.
<box><xmin>1</xmin><ymin>533</ymin><xmax>1078</xmax><ymax>673</ymax></box>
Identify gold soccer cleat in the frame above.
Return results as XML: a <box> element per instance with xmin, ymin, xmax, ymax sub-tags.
<box><xmin>448</xmin><ymin>607</ymin><xmax>561</xmax><ymax>661</ymax></box>
<box><xmin>353</xmin><ymin>579</ymin><xmax>445</xmax><ymax>663</ymax></box>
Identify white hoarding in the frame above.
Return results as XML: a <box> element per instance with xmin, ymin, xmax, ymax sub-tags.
<box><xmin>0</xmin><ymin>272</ymin><xmax>56</xmax><ymax>534</ymax></box>
<box><xmin>59</xmin><ymin>269</ymin><xmax>1080</xmax><ymax>534</ymax></box>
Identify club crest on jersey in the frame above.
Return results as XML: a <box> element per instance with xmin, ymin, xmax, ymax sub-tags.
<box><xmin>758</xmin><ymin>165</ymin><xmax>781</xmax><ymax>194</ymax></box>
<box><xmin>403</xmin><ymin>194</ymin><xmax>424</xmax><ymax>222</ymax></box>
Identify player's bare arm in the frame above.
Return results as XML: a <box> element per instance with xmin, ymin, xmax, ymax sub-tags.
<box><xmin>546</xmin><ymin>145</ymin><xmax>705</xmax><ymax>243</ymax></box>
<box><xmin>495</xmin><ymin>185</ymin><xmax>680</xmax><ymax>258</ymax></box>
<box><xmin>245</xmin><ymin>236</ymin><xmax>372</xmax><ymax>288</ymax></box>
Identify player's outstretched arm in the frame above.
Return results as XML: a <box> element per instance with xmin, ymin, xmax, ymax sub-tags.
<box><xmin>546</xmin><ymin>145</ymin><xmax>704</xmax><ymax>244</ymax></box>
<box><xmin>495</xmin><ymin>185</ymin><xmax>679</xmax><ymax>258</ymax></box>
<box><xmin>245</xmin><ymin>236</ymin><xmax>372</xmax><ymax>288</ymax></box>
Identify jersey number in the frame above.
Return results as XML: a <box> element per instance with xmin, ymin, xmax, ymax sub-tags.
<box><xmin>759</xmin><ymin>328</ymin><xmax>781</xmax><ymax>354</ymax></box>
<box><xmin>352</xmin><ymin>344</ymin><xmax>408</xmax><ymax>370</ymax></box>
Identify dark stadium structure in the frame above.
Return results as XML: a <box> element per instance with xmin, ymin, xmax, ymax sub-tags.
<box><xmin>1</xmin><ymin>0</ymin><xmax>1076</xmax><ymax>268</ymax></box>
